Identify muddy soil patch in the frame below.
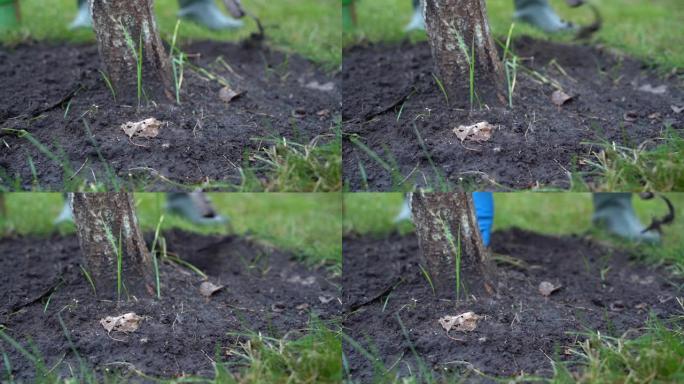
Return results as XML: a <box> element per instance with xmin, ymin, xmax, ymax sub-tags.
<box><xmin>342</xmin><ymin>229</ymin><xmax>681</xmax><ymax>382</ymax></box>
<box><xmin>0</xmin><ymin>229</ymin><xmax>340</xmax><ymax>381</ymax></box>
<box><xmin>342</xmin><ymin>37</ymin><xmax>684</xmax><ymax>191</ymax></box>
<box><xmin>0</xmin><ymin>40</ymin><xmax>339</xmax><ymax>190</ymax></box>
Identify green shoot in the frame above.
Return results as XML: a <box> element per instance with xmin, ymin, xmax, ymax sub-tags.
<box><xmin>150</xmin><ymin>215</ymin><xmax>165</xmax><ymax>299</ymax></box>
<box><xmin>170</xmin><ymin>20</ymin><xmax>185</xmax><ymax>104</ymax></box>
<box><xmin>121</xmin><ymin>23</ymin><xmax>143</xmax><ymax>106</ymax></box>
<box><xmin>418</xmin><ymin>264</ymin><xmax>435</xmax><ymax>296</ymax></box>
<box><xmin>102</xmin><ymin>222</ymin><xmax>123</xmax><ymax>301</ymax></box>
<box><xmin>80</xmin><ymin>265</ymin><xmax>96</xmax><ymax>295</ymax></box>
<box><xmin>439</xmin><ymin>215</ymin><xmax>462</xmax><ymax>300</ymax></box>
<box><xmin>99</xmin><ymin>70</ymin><xmax>116</xmax><ymax>102</ymax></box>
<box><xmin>502</xmin><ymin>23</ymin><xmax>518</xmax><ymax>107</ymax></box>
<box><xmin>431</xmin><ymin>73</ymin><xmax>449</xmax><ymax>105</ymax></box>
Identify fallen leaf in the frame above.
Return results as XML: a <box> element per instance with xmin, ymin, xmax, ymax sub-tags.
<box><xmin>623</xmin><ymin>110</ymin><xmax>638</xmax><ymax>122</ymax></box>
<box><xmin>318</xmin><ymin>295</ymin><xmax>335</xmax><ymax>304</ymax></box>
<box><xmin>305</xmin><ymin>81</ymin><xmax>335</xmax><ymax>92</ymax></box>
<box><xmin>635</xmin><ymin>302</ymin><xmax>648</xmax><ymax>310</ymax></box>
<box><xmin>121</xmin><ymin>118</ymin><xmax>163</xmax><ymax>139</ymax></box>
<box><xmin>648</xmin><ymin>112</ymin><xmax>662</xmax><ymax>120</ymax></box>
<box><xmin>271</xmin><ymin>302</ymin><xmax>286</xmax><ymax>313</ymax></box>
<box><xmin>638</xmin><ymin>84</ymin><xmax>667</xmax><ymax>94</ymax></box>
<box><xmin>438</xmin><ymin>312</ymin><xmax>481</xmax><ymax>333</ymax></box>
<box><xmin>100</xmin><ymin>313</ymin><xmax>143</xmax><ymax>333</ymax></box>
<box><xmin>551</xmin><ymin>90</ymin><xmax>574</xmax><ymax>106</ymax></box>
<box><xmin>672</xmin><ymin>105</ymin><xmax>684</xmax><ymax>114</ymax></box>
<box><xmin>199</xmin><ymin>281</ymin><xmax>224</xmax><ymax>297</ymax></box>
<box><xmin>287</xmin><ymin>275</ymin><xmax>316</xmax><ymax>286</ymax></box>
<box><xmin>609</xmin><ymin>300</ymin><xmax>625</xmax><ymax>312</ymax></box>
<box><xmin>539</xmin><ymin>281</ymin><xmax>562</xmax><ymax>297</ymax></box>
<box><xmin>453</xmin><ymin>122</ymin><xmax>494</xmax><ymax>142</ymax></box>
<box><xmin>218</xmin><ymin>86</ymin><xmax>242</xmax><ymax>103</ymax></box>
<box><xmin>296</xmin><ymin>303</ymin><xmax>309</xmax><ymax>311</ymax></box>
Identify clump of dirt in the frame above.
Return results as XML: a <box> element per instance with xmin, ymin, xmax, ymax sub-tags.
<box><xmin>0</xmin><ymin>230</ymin><xmax>340</xmax><ymax>381</ymax></box>
<box><xmin>342</xmin><ymin>229</ymin><xmax>681</xmax><ymax>382</ymax></box>
<box><xmin>0</xmin><ymin>40</ymin><xmax>340</xmax><ymax>190</ymax></box>
<box><xmin>342</xmin><ymin>37</ymin><xmax>684</xmax><ymax>191</ymax></box>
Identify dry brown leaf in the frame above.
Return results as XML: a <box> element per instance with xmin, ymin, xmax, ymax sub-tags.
<box><xmin>121</xmin><ymin>118</ymin><xmax>163</xmax><ymax>139</ymax></box>
<box><xmin>318</xmin><ymin>295</ymin><xmax>335</xmax><ymax>304</ymax></box>
<box><xmin>438</xmin><ymin>312</ymin><xmax>481</xmax><ymax>333</ymax></box>
<box><xmin>453</xmin><ymin>122</ymin><xmax>494</xmax><ymax>142</ymax></box>
<box><xmin>539</xmin><ymin>281</ymin><xmax>561</xmax><ymax>297</ymax></box>
<box><xmin>199</xmin><ymin>281</ymin><xmax>224</xmax><ymax>297</ymax></box>
<box><xmin>551</xmin><ymin>90</ymin><xmax>574</xmax><ymax>106</ymax></box>
<box><xmin>100</xmin><ymin>312</ymin><xmax>143</xmax><ymax>333</ymax></box>
<box><xmin>638</xmin><ymin>84</ymin><xmax>667</xmax><ymax>94</ymax></box>
<box><xmin>218</xmin><ymin>86</ymin><xmax>242</xmax><ymax>103</ymax></box>
<box><xmin>623</xmin><ymin>110</ymin><xmax>638</xmax><ymax>122</ymax></box>
<box><xmin>672</xmin><ymin>105</ymin><xmax>684</xmax><ymax>114</ymax></box>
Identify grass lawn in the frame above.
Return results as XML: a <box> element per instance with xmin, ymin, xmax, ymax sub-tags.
<box><xmin>343</xmin><ymin>192</ymin><xmax>684</xmax><ymax>382</ymax></box>
<box><xmin>0</xmin><ymin>192</ymin><xmax>342</xmax><ymax>383</ymax></box>
<box><xmin>0</xmin><ymin>192</ymin><xmax>342</xmax><ymax>265</ymax></box>
<box><xmin>2</xmin><ymin>0</ymin><xmax>341</xmax><ymax>68</ymax></box>
<box><xmin>344</xmin><ymin>0</ymin><xmax>684</xmax><ymax>70</ymax></box>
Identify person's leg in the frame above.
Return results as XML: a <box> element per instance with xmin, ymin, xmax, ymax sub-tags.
<box><xmin>177</xmin><ymin>0</ymin><xmax>243</xmax><ymax>30</ymax></box>
<box><xmin>69</xmin><ymin>0</ymin><xmax>92</xmax><ymax>30</ymax></box>
<box><xmin>473</xmin><ymin>192</ymin><xmax>493</xmax><ymax>247</ymax></box>
<box><xmin>395</xmin><ymin>192</ymin><xmax>494</xmax><ymax>246</ymax></box>
<box><xmin>165</xmin><ymin>192</ymin><xmax>228</xmax><ymax>225</ymax></box>
<box><xmin>592</xmin><ymin>193</ymin><xmax>660</xmax><ymax>243</ymax></box>
<box><xmin>404</xmin><ymin>0</ymin><xmax>425</xmax><ymax>31</ymax></box>
<box><xmin>513</xmin><ymin>0</ymin><xmax>575</xmax><ymax>33</ymax></box>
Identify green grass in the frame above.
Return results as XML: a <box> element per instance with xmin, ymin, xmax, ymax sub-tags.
<box><xmin>0</xmin><ymin>317</ymin><xmax>341</xmax><ymax>384</ymax></box>
<box><xmin>2</xmin><ymin>0</ymin><xmax>340</xmax><ymax>68</ymax></box>
<box><xmin>343</xmin><ymin>192</ymin><xmax>684</xmax><ymax>382</ymax></box>
<box><xmin>0</xmin><ymin>192</ymin><xmax>342</xmax><ymax>265</ymax></box>
<box><xmin>344</xmin><ymin>192</ymin><xmax>684</xmax><ymax>270</ymax></box>
<box><xmin>578</xmin><ymin>128</ymin><xmax>684</xmax><ymax>192</ymax></box>
<box><xmin>344</xmin><ymin>0</ymin><xmax>684</xmax><ymax>70</ymax></box>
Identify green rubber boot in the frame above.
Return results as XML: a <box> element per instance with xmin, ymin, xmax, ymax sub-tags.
<box><xmin>165</xmin><ymin>192</ymin><xmax>228</xmax><ymax>226</ymax></box>
<box><xmin>514</xmin><ymin>0</ymin><xmax>576</xmax><ymax>33</ymax></box>
<box><xmin>592</xmin><ymin>193</ymin><xmax>660</xmax><ymax>244</ymax></box>
<box><xmin>178</xmin><ymin>0</ymin><xmax>243</xmax><ymax>30</ymax></box>
<box><xmin>69</xmin><ymin>0</ymin><xmax>91</xmax><ymax>30</ymax></box>
<box><xmin>0</xmin><ymin>0</ymin><xmax>19</xmax><ymax>31</ymax></box>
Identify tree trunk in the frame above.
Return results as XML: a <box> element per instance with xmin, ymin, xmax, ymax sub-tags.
<box><xmin>70</xmin><ymin>192</ymin><xmax>153</xmax><ymax>299</ymax></box>
<box><xmin>411</xmin><ymin>192</ymin><xmax>496</xmax><ymax>299</ymax></box>
<box><xmin>423</xmin><ymin>0</ymin><xmax>505</xmax><ymax>106</ymax></box>
<box><xmin>90</xmin><ymin>0</ymin><xmax>171</xmax><ymax>101</ymax></box>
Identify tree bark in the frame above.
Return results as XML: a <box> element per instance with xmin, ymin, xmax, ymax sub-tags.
<box><xmin>411</xmin><ymin>192</ymin><xmax>496</xmax><ymax>299</ymax></box>
<box><xmin>423</xmin><ymin>0</ymin><xmax>505</xmax><ymax>106</ymax></box>
<box><xmin>90</xmin><ymin>0</ymin><xmax>171</xmax><ymax>101</ymax></box>
<box><xmin>71</xmin><ymin>192</ymin><xmax>153</xmax><ymax>299</ymax></box>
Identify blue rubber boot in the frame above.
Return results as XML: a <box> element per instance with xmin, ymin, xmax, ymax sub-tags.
<box><xmin>473</xmin><ymin>192</ymin><xmax>494</xmax><ymax>246</ymax></box>
<box><xmin>395</xmin><ymin>192</ymin><xmax>494</xmax><ymax>246</ymax></box>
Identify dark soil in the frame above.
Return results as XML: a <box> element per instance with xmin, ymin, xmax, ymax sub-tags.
<box><xmin>342</xmin><ymin>37</ymin><xmax>684</xmax><ymax>191</ymax></box>
<box><xmin>0</xmin><ymin>40</ymin><xmax>339</xmax><ymax>191</ymax></box>
<box><xmin>342</xmin><ymin>229</ymin><xmax>682</xmax><ymax>382</ymax></box>
<box><xmin>0</xmin><ymin>230</ymin><xmax>341</xmax><ymax>381</ymax></box>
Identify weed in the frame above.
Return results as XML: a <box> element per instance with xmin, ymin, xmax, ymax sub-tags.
<box><xmin>99</xmin><ymin>70</ymin><xmax>117</xmax><ymax>102</ymax></box>
<box><xmin>150</xmin><ymin>215</ymin><xmax>165</xmax><ymax>299</ymax></box>
<box><xmin>169</xmin><ymin>20</ymin><xmax>185</xmax><ymax>105</ymax></box>
<box><xmin>121</xmin><ymin>23</ymin><xmax>143</xmax><ymax>106</ymax></box>
<box><xmin>432</xmin><ymin>73</ymin><xmax>449</xmax><ymax>105</ymax></box>
<box><xmin>502</xmin><ymin>23</ymin><xmax>518</xmax><ymax>108</ymax></box>
<box><xmin>418</xmin><ymin>264</ymin><xmax>435</xmax><ymax>296</ymax></box>
<box><xmin>79</xmin><ymin>265</ymin><xmax>96</xmax><ymax>296</ymax></box>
